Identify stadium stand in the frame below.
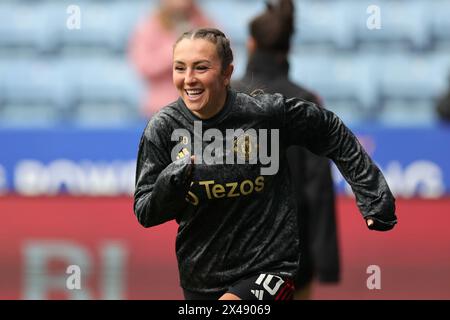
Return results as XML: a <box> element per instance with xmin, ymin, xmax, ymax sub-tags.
<box><xmin>0</xmin><ymin>59</ymin><xmax>68</xmax><ymax>127</ymax></box>
<box><xmin>293</xmin><ymin>0</ymin><xmax>355</xmax><ymax>50</ymax></box>
<box><xmin>0</xmin><ymin>2</ymin><xmax>58</xmax><ymax>54</ymax></box>
<box><xmin>58</xmin><ymin>1</ymin><xmax>150</xmax><ymax>54</ymax></box>
<box><xmin>0</xmin><ymin>0</ymin><xmax>448</xmax><ymax>127</ymax></box>
<box><xmin>290</xmin><ymin>50</ymin><xmax>377</xmax><ymax>123</ymax></box>
<box><xmin>199</xmin><ymin>0</ymin><xmax>265</xmax><ymax>46</ymax></box>
<box><xmin>62</xmin><ymin>57</ymin><xmax>144</xmax><ymax>127</ymax></box>
<box><xmin>431</xmin><ymin>0</ymin><xmax>450</xmax><ymax>48</ymax></box>
<box><xmin>351</xmin><ymin>0</ymin><xmax>431</xmax><ymax>51</ymax></box>
<box><xmin>378</xmin><ymin>52</ymin><xmax>450</xmax><ymax>125</ymax></box>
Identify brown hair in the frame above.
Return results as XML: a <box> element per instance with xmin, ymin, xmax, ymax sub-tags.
<box><xmin>250</xmin><ymin>0</ymin><xmax>294</xmax><ymax>52</ymax></box>
<box><xmin>174</xmin><ymin>28</ymin><xmax>234</xmax><ymax>73</ymax></box>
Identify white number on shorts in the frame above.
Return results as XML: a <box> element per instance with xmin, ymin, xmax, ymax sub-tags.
<box><xmin>255</xmin><ymin>274</ymin><xmax>285</xmax><ymax>296</ymax></box>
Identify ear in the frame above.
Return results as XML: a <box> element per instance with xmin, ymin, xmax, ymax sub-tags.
<box><xmin>247</xmin><ymin>36</ymin><xmax>257</xmax><ymax>55</ymax></box>
<box><xmin>223</xmin><ymin>64</ymin><xmax>234</xmax><ymax>86</ymax></box>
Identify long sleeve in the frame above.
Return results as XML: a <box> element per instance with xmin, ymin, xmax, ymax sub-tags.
<box><xmin>133</xmin><ymin>127</ymin><xmax>192</xmax><ymax>228</ymax></box>
<box><xmin>282</xmin><ymin>96</ymin><xmax>397</xmax><ymax>228</ymax></box>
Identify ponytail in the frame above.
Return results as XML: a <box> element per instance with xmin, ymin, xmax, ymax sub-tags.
<box><xmin>250</xmin><ymin>0</ymin><xmax>295</xmax><ymax>52</ymax></box>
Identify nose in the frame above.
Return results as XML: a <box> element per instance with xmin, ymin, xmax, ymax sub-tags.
<box><xmin>185</xmin><ymin>68</ymin><xmax>197</xmax><ymax>85</ymax></box>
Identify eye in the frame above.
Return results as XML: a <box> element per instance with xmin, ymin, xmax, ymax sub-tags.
<box><xmin>196</xmin><ymin>65</ymin><xmax>209</xmax><ymax>71</ymax></box>
<box><xmin>174</xmin><ymin>66</ymin><xmax>185</xmax><ymax>72</ymax></box>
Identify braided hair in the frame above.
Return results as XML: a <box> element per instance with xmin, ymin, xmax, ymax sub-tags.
<box><xmin>174</xmin><ymin>27</ymin><xmax>234</xmax><ymax>73</ymax></box>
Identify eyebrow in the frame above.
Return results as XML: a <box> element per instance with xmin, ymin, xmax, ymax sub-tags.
<box><xmin>173</xmin><ymin>60</ymin><xmax>211</xmax><ymax>65</ymax></box>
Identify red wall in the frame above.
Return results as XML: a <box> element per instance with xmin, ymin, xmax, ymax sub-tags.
<box><xmin>315</xmin><ymin>197</ymin><xmax>450</xmax><ymax>299</ymax></box>
<box><xmin>1</xmin><ymin>196</ymin><xmax>450</xmax><ymax>299</ymax></box>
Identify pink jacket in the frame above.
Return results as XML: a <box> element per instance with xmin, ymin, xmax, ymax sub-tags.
<box><xmin>129</xmin><ymin>11</ymin><xmax>213</xmax><ymax>117</ymax></box>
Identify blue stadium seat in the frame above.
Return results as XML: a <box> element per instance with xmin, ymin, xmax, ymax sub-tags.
<box><xmin>200</xmin><ymin>0</ymin><xmax>265</xmax><ymax>45</ymax></box>
<box><xmin>431</xmin><ymin>0</ymin><xmax>450</xmax><ymax>45</ymax></box>
<box><xmin>0</xmin><ymin>59</ymin><xmax>69</xmax><ymax>126</ymax></box>
<box><xmin>378</xmin><ymin>53</ymin><xmax>450</xmax><ymax>125</ymax></box>
<box><xmin>0</xmin><ymin>3</ymin><xmax>58</xmax><ymax>53</ymax></box>
<box><xmin>379</xmin><ymin>53</ymin><xmax>450</xmax><ymax>102</ymax></box>
<box><xmin>55</xmin><ymin>1</ymin><xmax>151</xmax><ymax>54</ymax></box>
<box><xmin>61</xmin><ymin>58</ymin><xmax>145</xmax><ymax>126</ymax></box>
<box><xmin>351</xmin><ymin>0</ymin><xmax>431</xmax><ymax>50</ymax></box>
<box><xmin>378</xmin><ymin>100</ymin><xmax>437</xmax><ymax>126</ymax></box>
<box><xmin>294</xmin><ymin>0</ymin><xmax>355</xmax><ymax>50</ymax></box>
<box><xmin>289</xmin><ymin>51</ymin><xmax>378</xmax><ymax>123</ymax></box>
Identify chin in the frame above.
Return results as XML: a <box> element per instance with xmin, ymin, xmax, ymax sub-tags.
<box><xmin>184</xmin><ymin>99</ymin><xmax>207</xmax><ymax>112</ymax></box>
<box><xmin>188</xmin><ymin>106</ymin><xmax>203</xmax><ymax>113</ymax></box>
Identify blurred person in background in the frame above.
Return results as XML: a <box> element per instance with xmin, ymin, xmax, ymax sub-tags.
<box><xmin>129</xmin><ymin>0</ymin><xmax>213</xmax><ymax>118</ymax></box>
<box><xmin>233</xmin><ymin>0</ymin><xmax>340</xmax><ymax>300</ymax></box>
<box><xmin>436</xmin><ymin>74</ymin><xmax>450</xmax><ymax>122</ymax></box>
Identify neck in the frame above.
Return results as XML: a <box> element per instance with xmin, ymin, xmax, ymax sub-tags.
<box><xmin>246</xmin><ymin>49</ymin><xmax>289</xmax><ymax>78</ymax></box>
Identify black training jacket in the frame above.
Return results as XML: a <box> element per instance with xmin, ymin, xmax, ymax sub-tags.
<box><xmin>133</xmin><ymin>89</ymin><xmax>396</xmax><ymax>293</ymax></box>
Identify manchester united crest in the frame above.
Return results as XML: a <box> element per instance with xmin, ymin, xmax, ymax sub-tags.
<box><xmin>233</xmin><ymin>133</ymin><xmax>258</xmax><ymax>162</ymax></box>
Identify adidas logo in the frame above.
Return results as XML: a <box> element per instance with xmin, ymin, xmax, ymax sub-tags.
<box><xmin>251</xmin><ymin>289</ymin><xmax>264</xmax><ymax>300</ymax></box>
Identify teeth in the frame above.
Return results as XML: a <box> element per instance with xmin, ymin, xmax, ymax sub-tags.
<box><xmin>186</xmin><ymin>89</ymin><xmax>203</xmax><ymax>96</ymax></box>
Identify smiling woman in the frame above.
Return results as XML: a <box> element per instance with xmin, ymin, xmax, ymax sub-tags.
<box><xmin>172</xmin><ymin>29</ymin><xmax>234</xmax><ymax>119</ymax></box>
<box><xmin>133</xmin><ymin>27</ymin><xmax>397</xmax><ymax>301</ymax></box>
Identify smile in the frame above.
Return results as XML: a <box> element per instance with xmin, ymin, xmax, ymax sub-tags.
<box><xmin>185</xmin><ymin>89</ymin><xmax>205</xmax><ymax>101</ymax></box>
